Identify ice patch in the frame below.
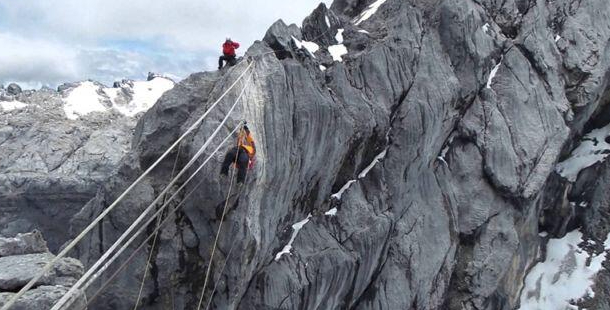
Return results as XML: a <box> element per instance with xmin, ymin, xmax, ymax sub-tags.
<box><xmin>354</xmin><ymin>0</ymin><xmax>388</xmax><ymax>25</ymax></box>
<box><xmin>358</xmin><ymin>29</ymin><xmax>370</xmax><ymax>34</ymax></box>
<box><xmin>358</xmin><ymin>149</ymin><xmax>387</xmax><ymax>178</ymax></box>
<box><xmin>605</xmin><ymin>233</ymin><xmax>610</xmax><ymax>250</ymax></box>
<box><xmin>324</xmin><ymin>208</ymin><xmax>338</xmax><ymax>216</ymax></box>
<box><xmin>555</xmin><ymin>123</ymin><xmax>610</xmax><ymax>182</ymax></box>
<box><xmin>0</xmin><ymin>101</ymin><xmax>27</xmax><ymax>112</ymax></box>
<box><xmin>319</xmin><ymin>65</ymin><xmax>326</xmax><ymax>71</ymax></box>
<box><xmin>292</xmin><ymin>36</ymin><xmax>319</xmax><ymax>57</ymax></box>
<box><xmin>486</xmin><ymin>57</ymin><xmax>502</xmax><ymax>89</ymax></box>
<box><xmin>555</xmin><ymin>35</ymin><xmax>561</xmax><ymax>42</ymax></box>
<box><xmin>112</xmin><ymin>78</ymin><xmax>174</xmax><ymax>117</ymax></box>
<box><xmin>335</xmin><ymin>29</ymin><xmax>345</xmax><ymax>43</ymax></box>
<box><xmin>274</xmin><ymin>214</ymin><xmax>312</xmax><ymax>261</ymax></box>
<box><xmin>482</xmin><ymin>23</ymin><xmax>490</xmax><ymax>34</ymax></box>
<box><xmin>518</xmin><ymin>230</ymin><xmax>607</xmax><ymax>310</ymax></box>
<box><xmin>63</xmin><ymin>81</ymin><xmax>108</xmax><ymax>120</ymax></box>
<box><xmin>325</xmin><ymin>15</ymin><xmax>330</xmax><ymax>28</ymax></box>
<box><xmin>331</xmin><ymin>180</ymin><xmax>356</xmax><ymax>200</ymax></box>
<box><xmin>539</xmin><ymin>231</ymin><xmax>548</xmax><ymax>237</ymax></box>
<box><xmin>328</xmin><ymin>44</ymin><xmax>348</xmax><ymax>62</ymax></box>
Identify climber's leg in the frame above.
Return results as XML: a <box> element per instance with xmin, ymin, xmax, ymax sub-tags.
<box><xmin>236</xmin><ymin>148</ymin><xmax>250</xmax><ymax>183</ymax></box>
<box><xmin>220</xmin><ymin>147</ymin><xmax>238</xmax><ymax>176</ymax></box>
<box><xmin>227</xmin><ymin>55</ymin><xmax>237</xmax><ymax>67</ymax></box>
<box><xmin>218</xmin><ymin>55</ymin><xmax>228</xmax><ymax>70</ymax></box>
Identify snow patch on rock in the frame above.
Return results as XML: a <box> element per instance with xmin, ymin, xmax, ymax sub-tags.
<box><xmin>112</xmin><ymin>78</ymin><xmax>175</xmax><ymax>117</ymax></box>
<box><xmin>482</xmin><ymin>23</ymin><xmax>490</xmax><ymax>34</ymax></box>
<box><xmin>0</xmin><ymin>101</ymin><xmax>27</xmax><ymax>112</ymax></box>
<box><xmin>486</xmin><ymin>58</ymin><xmax>502</xmax><ymax>89</ymax></box>
<box><xmin>335</xmin><ymin>29</ymin><xmax>345</xmax><ymax>43</ymax></box>
<box><xmin>328</xmin><ymin>44</ymin><xmax>348</xmax><ymax>62</ymax></box>
<box><xmin>63</xmin><ymin>82</ymin><xmax>108</xmax><ymax>120</ymax></box>
<box><xmin>331</xmin><ymin>180</ymin><xmax>357</xmax><ymax>200</ymax></box>
<box><xmin>354</xmin><ymin>0</ymin><xmax>388</xmax><ymax>25</ymax></box>
<box><xmin>518</xmin><ymin>230</ymin><xmax>608</xmax><ymax>310</ymax></box>
<box><xmin>324</xmin><ymin>208</ymin><xmax>338</xmax><ymax>216</ymax></box>
<box><xmin>274</xmin><ymin>214</ymin><xmax>312</xmax><ymax>261</ymax></box>
<box><xmin>292</xmin><ymin>36</ymin><xmax>319</xmax><ymax>57</ymax></box>
<box><xmin>63</xmin><ymin>77</ymin><xmax>174</xmax><ymax>119</ymax></box>
<box><xmin>358</xmin><ymin>149</ymin><xmax>387</xmax><ymax>178</ymax></box>
<box><xmin>556</xmin><ymin>123</ymin><xmax>610</xmax><ymax>182</ymax></box>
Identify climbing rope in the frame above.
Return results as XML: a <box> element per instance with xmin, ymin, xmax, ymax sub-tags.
<box><xmin>196</xmin><ymin>123</ymin><xmax>244</xmax><ymax>310</ymax></box>
<box><xmin>133</xmin><ymin>142</ymin><xmax>183</xmax><ymax>310</ymax></box>
<box><xmin>203</xmin><ymin>197</ymin><xmax>242</xmax><ymax>310</ymax></box>
<box><xmin>0</xmin><ymin>61</ymin><xmax>254</xmax><ymax>310</ymax></box>
<box><xmin>50</xmin><ymin>67</ymin><xmax>255</xmax><ymax>310</ymax></box>
<box><xmin>81</xmin><ymin>122</ymin><xmax>244</xmax><ymax>309</ymax></box>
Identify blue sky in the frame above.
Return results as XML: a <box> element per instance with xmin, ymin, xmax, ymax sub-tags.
<box><xmin>0</xmin><ymin>0</ymin><xmax>332</xmax><ymax>89</ymax></box>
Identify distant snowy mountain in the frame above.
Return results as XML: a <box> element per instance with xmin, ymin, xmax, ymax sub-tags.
<box><xmin>0</xmin><ymin>73</ymin><xmax>174</xmax><ymax>252</ymax></box>
<box><xmin>0</xmin><ymin>74</ymin><xmax>175</xmax><ymax>119</ymax></box>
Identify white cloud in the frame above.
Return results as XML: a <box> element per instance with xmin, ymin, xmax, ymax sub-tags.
<box><xmin>1</xmin><ymin>0</ymin><xmax>332</xmax><ymax>51</ymax></box>
<box><xmin>0</xmin><ymin>0</ymin><xmax>332</xmax><ymax>87</ymax></box>
<box><xmin>0</xmin><ymin>32</ymin><xmax>79</xmax><ymax>88</ymax></box>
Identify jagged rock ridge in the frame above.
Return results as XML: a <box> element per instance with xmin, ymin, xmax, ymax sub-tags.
<box><xmin>2</xmin><ymin>0</ymin><xmax>610</xmax><ymax>309</ymax></box>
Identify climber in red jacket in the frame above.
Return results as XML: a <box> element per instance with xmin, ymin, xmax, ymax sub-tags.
<box><xmin>218</xmin><ymin>38</ymin><xmax>240</xmax><ymax>70</ymax></box>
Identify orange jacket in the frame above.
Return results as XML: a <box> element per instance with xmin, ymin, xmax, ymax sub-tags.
<box><xmin>238</xmin><ymin>129</ymin><xmax>256</xmax><ymax>159</ymax></box>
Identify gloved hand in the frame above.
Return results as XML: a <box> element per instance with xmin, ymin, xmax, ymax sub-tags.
<box><xmin>248</xmin><ymin>158</ymin><xmax>256</xmax><ymax>170</ymax></box>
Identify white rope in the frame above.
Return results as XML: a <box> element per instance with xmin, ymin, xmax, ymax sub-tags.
<box><xmin>196</xmin><ymin>132</ymin><xmax>241</xmax><ymax>310</ymax></box>
<box><xmin>0</xmin><ymin>61</ymin><xmax>254</xmax><ymax>310</ymax></box>
<box><xmin>133</xmin><ymin>143</ymin><xmax>182</xmax><ymax>310</ymax></box>
<box><xmin>50</xmin><ymin>69</ymin><xmax>254</xmax><ymax>310</ymax></box>
<box><xmin>80</xmin><ymin>123</ymin><xmax>243</xmax><ymax>294</ymax></box>
<box><xmin>81</xmin><ymin>126</ymin><xmax>240</xmax><ymax>309</ymax></box>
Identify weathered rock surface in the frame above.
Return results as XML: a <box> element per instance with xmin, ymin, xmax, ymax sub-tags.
<box><xmin>63</xmin><ymin>0</ymin><xmax>610</xmax><ymax>309</ymax></box>
<box><xmin>0</xmin><ymin>286</ymin><xmax>87</xmax><ymax>310</ymax></box>
<box><xmin>0</xmin><ymin>231</ymin><xmax>48</xmax><ymax>257</ymax></box>
<box><xmin>3</xmin><ymin>0</ymin><xmax>610</xmax><ymax>309</ymax></box>
<box><xmin>0</xmin><ymin>231</ymin><xmax>86</xmax><ymax>309</ymax></box>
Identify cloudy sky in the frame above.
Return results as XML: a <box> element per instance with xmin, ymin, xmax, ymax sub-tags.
<box><xmin>0</xmin><ymin>0</ymin><xmax>332</xmax><ymax>89</ymax></box>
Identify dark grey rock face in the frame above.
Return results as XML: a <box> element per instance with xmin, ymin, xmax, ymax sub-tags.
<box><xmin>67</xmin><ymin>0</ymin><xmax>610</xmax><ymax>309</ymax></box>
<box><xmin>3</xmin><ymin>0</ymin><xmax>610</xmax><ymax>309</ymax></box>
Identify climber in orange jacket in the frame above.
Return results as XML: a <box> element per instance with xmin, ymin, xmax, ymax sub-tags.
<box><xmin>220</xmin><ymin>124</ymin><xmax>255</xmax><ymax>183</ymax></box>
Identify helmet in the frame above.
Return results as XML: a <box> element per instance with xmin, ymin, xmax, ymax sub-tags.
<box><xmin>226</xmin><ymin>37</ymin><xmax>231</xmax><ymax>42</ymax></box>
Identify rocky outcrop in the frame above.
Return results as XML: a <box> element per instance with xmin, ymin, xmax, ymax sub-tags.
<box><xmin>0</xmin><ymin>76</ymin><xmax>173</xmax><ymax>252</ymax></box>
<box><xmin>64</xmin><ymin>0</ymin><xmax>610</xmax><ymax>309</ymax></box>
<box><xmin>3</xmin><ymin>0</ymin><xmax>610</xmax><ymax>309</ymax></box>
<box><xmin>0</xmin><ymin>231</ymin><xmax>86</xmax><ymax>310</ymax></box>
<box><xmin>6</xmin><ymin>84</ymin><xmax>22</xmax><ymax>96</ymax></box>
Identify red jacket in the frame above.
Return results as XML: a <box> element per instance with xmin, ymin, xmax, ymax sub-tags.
<box><xmin>223</xmin><ymin>41</ymin><xmax>240</xmax><ymax>56</ymax></box>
